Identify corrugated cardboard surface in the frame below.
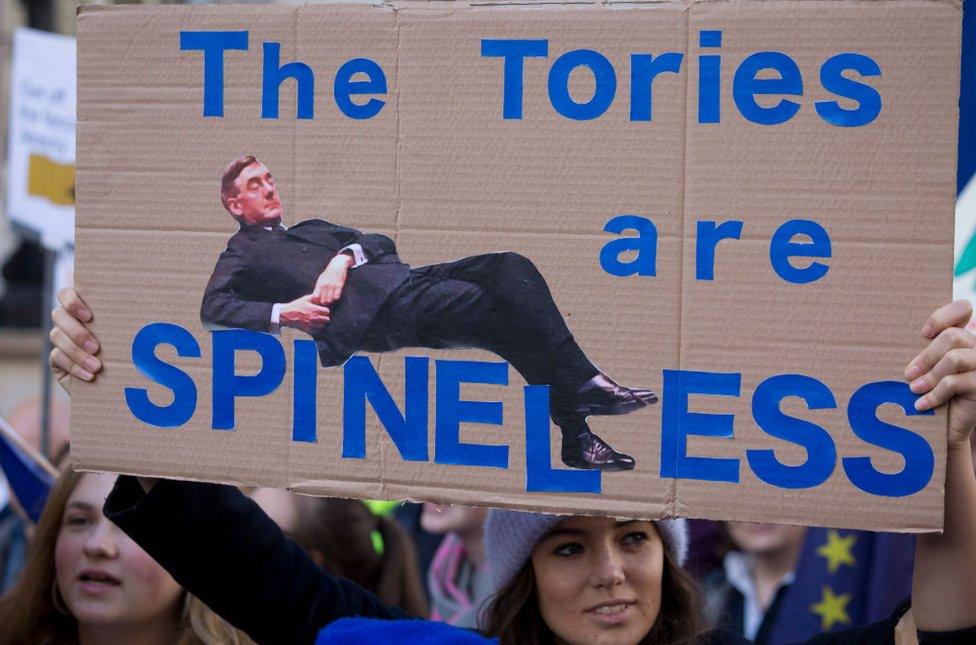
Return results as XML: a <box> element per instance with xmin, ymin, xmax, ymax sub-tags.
<box><xmin>75</xmin><ymin>0</ymin><xmax>960</xmax><ymax>530</ymax></box>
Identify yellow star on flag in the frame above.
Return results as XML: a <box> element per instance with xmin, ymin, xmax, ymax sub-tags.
<box><xmin>816</xmin><ymin>529</ymin><xmax>857</xmax><ymax>573</ymax></box>
<box><xmin>810</xmin><ymin>585</ymin><xmax>852</xmax><ymax>631</ymax></box>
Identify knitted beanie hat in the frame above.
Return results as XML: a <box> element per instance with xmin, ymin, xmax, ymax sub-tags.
<box><xmin>484</xmin><ymin>510</ymin><xmax>688</xmax><ymax>592</ymax></box>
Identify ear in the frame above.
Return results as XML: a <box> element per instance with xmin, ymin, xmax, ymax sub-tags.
<box><xmin>226</xmin><ymin>196</ymin><xmax>243</xmax><ymax>218</ymax></box>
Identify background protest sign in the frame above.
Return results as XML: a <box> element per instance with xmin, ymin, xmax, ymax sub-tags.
<box><xmin>74</xmin><ymin>1</ymin><xmax>960</xmax><ymax>531</ymax></box>
<box><xmin>7</xmin><ymin>27</ymin><xmax>75</xmax><ymax>251</ymax></box>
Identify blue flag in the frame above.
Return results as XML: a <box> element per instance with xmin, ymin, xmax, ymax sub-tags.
<box><xmin>767</xmin><ymin>528</ymin><xmax>914</xmax><ymax>644</ymax></box>
<box><xmin>0</xmin><ymin>419</ymin><xmax>56</xmax><ymax>524</ymax></box>
<box><xmin>958</xmin><ymin>0</ymin><xmax>976</xmax><ymax>194</ymax></box>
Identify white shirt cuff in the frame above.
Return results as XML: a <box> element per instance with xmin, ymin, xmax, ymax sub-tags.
<box><xmin>270</xmin><ymin>303</ymin><xmax>283</xmax><ymax>334</ymax></box>
<box><xmin>339</xmin><ymin>243</ymin><xmax>368</xmax><ymax>268</ymax></box>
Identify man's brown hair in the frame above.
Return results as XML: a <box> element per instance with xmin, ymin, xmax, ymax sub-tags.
<box><xmin>220</xmin><ymin>155</ymin><xmax>259</xmax><ymax>213</ymax></box>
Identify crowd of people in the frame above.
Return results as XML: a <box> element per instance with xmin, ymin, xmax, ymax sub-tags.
<box><xmin>0</xmin><ymin>290</ymin><xmax>973</xmax><ymax>644</ymax></box>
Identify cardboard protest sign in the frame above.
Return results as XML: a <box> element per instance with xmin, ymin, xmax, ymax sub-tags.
<box><xmin>74</xmin><ymin>1</ymin><xmax>961</xmax><ymax>531</ymax></box>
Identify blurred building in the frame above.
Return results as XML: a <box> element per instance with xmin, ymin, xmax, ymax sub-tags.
<box><xmin>0</xmin><ymin>0</ymin><xmax>188</xmax><ymax>435</ymax></box>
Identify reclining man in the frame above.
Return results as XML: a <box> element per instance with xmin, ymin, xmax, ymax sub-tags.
<box><xmin>201</xmin><ymin>155</ymin><xmax>657</xmax><ymax>471</ymax></box>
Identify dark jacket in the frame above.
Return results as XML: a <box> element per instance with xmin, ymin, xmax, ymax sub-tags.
<box><xmin>200</xmin><ymin>219</ymin><xmax>410</xmax><ymax>366</ymax></box>
<box><xmin>702</xmin><ymin>565</ymin><xmax>791</xmax><ymax>644</ymax></box>
<box><xmin>103</xmin><ymin>477</ymin><xmax>976</xmax><ymax>645</ymax></box>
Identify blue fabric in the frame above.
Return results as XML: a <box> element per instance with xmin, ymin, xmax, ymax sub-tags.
<box><xmin>315</xmin><ymin>618</ymin><xmax>497</xmax><ymax>644</ymax></box>
<box><xmin>767</xmin><ymin>529</ymin><xmax>914</xmax><ymax>643</ymax></box>
<box><xmin>0</xmin><ymin>505</ymin><xmax>29</xmax><ymax>594</ymax></box>
<box><xmin>0</xmin><ymin>429</ymin><xmax>54</xmax><ymax>523</ymax></box>
<box><xmin>959</xmin><ymin>0</ymin><xmax>975</xmax><ymax>194</ymax></box>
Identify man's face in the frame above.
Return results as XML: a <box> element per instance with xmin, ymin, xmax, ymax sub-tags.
<box><xmin>227</xmin><ymin>162</ymin><xmax>283</xmax><ymax>226</ymax></box>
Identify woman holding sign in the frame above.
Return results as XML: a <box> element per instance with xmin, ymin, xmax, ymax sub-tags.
<box><xmin>49</xmin><ymin>290</ymin><xmax>976</xmax><ymax>644</ymax></box>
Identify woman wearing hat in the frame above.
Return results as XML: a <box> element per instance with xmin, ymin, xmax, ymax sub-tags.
<box><xmin>50</xmin><ymin>291</ymin><xmax>976</xmax><ymax>644</ymax></box>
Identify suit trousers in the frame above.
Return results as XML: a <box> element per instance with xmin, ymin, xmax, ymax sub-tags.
<box><xmin>358</xmin><ymin>252</ymin><xmax>598</xmax><ymax>400</ymax></box>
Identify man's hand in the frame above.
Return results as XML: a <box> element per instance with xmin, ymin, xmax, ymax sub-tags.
<box><xmin>279</xmin><ymin>295</ymin><xmax>331</xmax><ymax>334</ymax></box>
<box><xmin>907</xmin><ymin>299</ymin><xmax>976</xmax><ymax>446</ymax></box>
<box><xmin>312</xmin><ymin>253</ymin><xmax>354</xmax><ymax>305</ymax></box>
<box><xmin>49</xmin><ymin>288</ymin><xmax>102</xmax><ymax>394</ymax></box>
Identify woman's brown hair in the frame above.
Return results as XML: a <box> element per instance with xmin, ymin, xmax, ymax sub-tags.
<box><xmin>481</xmin><ymin>532</ymin><xmax>706</xmax><ymax>645</ymax></box>
<box><xmin>0</xmin><ymin>466</ymin><xmax>81</xmax><ymax>644</ymax></box>
<box><xmin>291</xmin><ymin>497</ymin><xmax>428</xmax><ymax>618</ymax></box>
<box><xmin>0</xmin><ymin>466</ymin><xmax>252</xmax><ymax>645</ymax></box>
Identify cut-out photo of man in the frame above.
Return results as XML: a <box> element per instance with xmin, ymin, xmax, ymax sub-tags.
<box><xmin>201</xmin><ymin>155</ymin><xmax>657</xmax><ymax>471</ymax></box>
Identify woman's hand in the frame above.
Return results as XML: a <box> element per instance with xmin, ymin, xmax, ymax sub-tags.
<box><xmin>909</xmin><ymin>300</ymin><xmax>976</xmax><ymax>633</ymax></box>
<box><xmin>906</xmin><ymin>299</ymin><xmax>976</xmax><ymax>446</ymax></box>
<box><xmin>49</xmin><ymin>288</ymin><xmax>102</xmax><ymax>393</ymax></box>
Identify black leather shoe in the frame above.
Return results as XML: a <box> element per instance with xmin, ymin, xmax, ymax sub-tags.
<box><xmin>557</xmin><ymin>373</ymin><xmax>657</xmax><ymax>417</ymax></box>
<box><xmin>559</xmin><ymin>425</ymin><xmax>636</xmax><ymax>471</ymax></box>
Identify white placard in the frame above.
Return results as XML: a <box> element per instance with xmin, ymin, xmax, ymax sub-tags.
<box><xmin>954</xmin><ymin>177</ymin><xmax>976</xmax><ymax>312</ymax></box>
<box><xmin>7</xmin><ymin>28</ymin><xmax>76</xmax><ymax>251</ymax></box>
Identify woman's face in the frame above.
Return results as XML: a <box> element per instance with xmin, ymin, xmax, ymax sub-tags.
<box><xmin>251</xmin><ymin>487</ymin><xmax>299</xmax><ymax>536</ymax></box>
<box><xmin>725</xmin><ymin>522</ymin><xmax>806</xmax><ymax>556</ymax></box>
<box><xmin>531</xmin><ymin>516</ymin><xmax>663</xmax><ymax>645</ymax></box>
<box><xmin>54</xmin><ymin>473</ymin><xmax>183</xmax><ymax>630</ymax></box>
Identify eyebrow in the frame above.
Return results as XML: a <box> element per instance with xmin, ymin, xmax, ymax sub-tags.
<box><xmin>65</xmin><ymin>501</ymin><xmax>96</xmax><ymax>512</ymax></box>
<box><xmin>545</xmin><ymin>528</ymin><xmax>586</xmax><ymax>538</ymax></box>
<box><xmin>544</xmin><ymin>519</ymin><xmax>641</xmax><ymax>539</ymax></box>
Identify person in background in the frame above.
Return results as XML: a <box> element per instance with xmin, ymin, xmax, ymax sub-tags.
<box><xmin>391</xmin><ymin>502</ymin><xmax>443</xmax><ymax>603</ymax></box>
<box><xmin>702</xmin><ymin>523</ymin><xmax>806</xmax><ymax>642</ymax></box>
<box><xmin>290</xmin><ymin>496</ymin><xmax>428</xmax><ymax>618</ymax></box>
<box><xmin>0</xmin><ymin>465</ymin><xmax>251</xmax><ymax>645</ymax></box>
<box><xmin>249</xmin><ymin>488</ymin><xmax>300</xmax><ymax>537</ymax></box>
<box><xmin>684</xmin><ymin>520</ymin><xmax>727</xmax><ymax>580</ymax></box>
<box><xmin>701</xmin><ymin>521</ymin><xmax>917</xmax><ymax>643</ymax></box>
<box><xmin>250</xmin><ymin>486</ymin><xmax>428</xmax><ymax>617</ymax></box>
<box><xmin>764</xmin><ymin>528</ymin><xmax>915</xmax><ymax>643</ymax></box>
<box><xmin>420</xmin><ymin>503</ymin><xmax>492</xmax><ymax>628</ymax></box>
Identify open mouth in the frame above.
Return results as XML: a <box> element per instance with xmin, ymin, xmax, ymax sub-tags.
<box><xmin>586</xmin><ymin>600</ymin><xmax>637</xmax><ymax>624</ymax></box>
<box><xmin>78</xmin><ymin>571</ymin><xmax>121</xmax><ymax>586</ymax></box>
<box><xmin>591</xmin><ymin>602</ymin><xmax>632</xmax><ymax>615</ymax></box>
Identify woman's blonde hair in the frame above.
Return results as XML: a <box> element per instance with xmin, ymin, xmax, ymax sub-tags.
<box><xmin>0</xmin><ymin>465</ymin><xmax>252</xmax><ymax>645</ymax></box>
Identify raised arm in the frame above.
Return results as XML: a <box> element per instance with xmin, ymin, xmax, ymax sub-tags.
<box><xmin>104</xmin><ymin>476</ymin><xmax>411</xmax><ymax>645</ymax></box>
<box><xmin>905</xmin><ymin>300</ymin><xmax>976</xmax><ymax>632</ymax></box>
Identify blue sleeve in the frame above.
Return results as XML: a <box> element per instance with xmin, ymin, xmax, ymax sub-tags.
<box><xmin>316</xmin><ymin>617</ymin><xmax>494</xmax><ymax>644</ymax></box>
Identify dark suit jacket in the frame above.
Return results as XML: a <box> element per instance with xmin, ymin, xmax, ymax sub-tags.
<box><xmin>200</xmin><ymin>219</ymin><xmax>409</xmax><ymax>366</ymax></box>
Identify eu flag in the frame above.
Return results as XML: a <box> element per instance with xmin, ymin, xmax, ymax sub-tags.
<box><xmin>766</xmin><ymin>528</ymin><xmax>914</xmax><ymax>643</ymax></box>
<box><xmin>0</xmin><ymin>417</ymin><xmax>56</xmax><ymax>524</ymax></box>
